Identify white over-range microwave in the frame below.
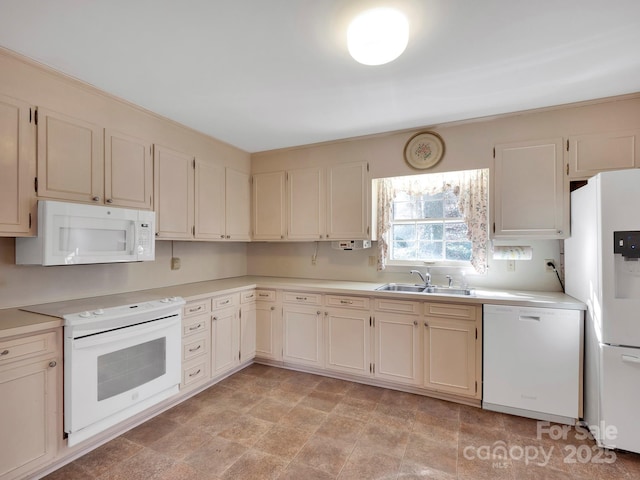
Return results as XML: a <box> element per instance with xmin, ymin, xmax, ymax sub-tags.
<box><xmin>16</xmin><ymin>200</ymin><xmax>155</xmax><ymax>265</ymax></box>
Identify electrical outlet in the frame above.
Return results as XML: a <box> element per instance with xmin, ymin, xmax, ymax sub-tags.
<box><xmin>507</xmin><ymin>260</ymin><xmax>515</xmax><ymax>272</ymax></box>
<box><xmin>171</xmin><ymin>257</ymin><xmax>181</xmax><ymax>270</ymax></box>
<box><xmin>311</xmin><ymin>255</ymin><xmax>317</xmax><ymax>266</ymax></box>
<box><xmin>545</xmin><ymin>259</ymin><xmax>555</xmax><ymax>272</ymax></box>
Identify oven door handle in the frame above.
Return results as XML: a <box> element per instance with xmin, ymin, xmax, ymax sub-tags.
<box><xmin>71</xmin><ymin>316</ymin><xmax>180</xmax><ymax>349</ymax></box>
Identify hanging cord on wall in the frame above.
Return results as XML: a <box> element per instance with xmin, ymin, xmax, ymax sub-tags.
<box><xmin>546</xmin><ymin>261</ymin><xmax>565</xmax><ymax>292</ymax></box>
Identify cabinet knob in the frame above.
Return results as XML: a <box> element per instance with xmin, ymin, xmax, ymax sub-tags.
<box><xmin>270</xmin><ymin>306</ymin><xmax>275</xmax><ymax>311</ymax></box>
<box><xmin>92</xmin><ymin>196</ymin><xmax>100</xmax><ymax>202</ymax></box>
<box><xmin>413</xmin><ymin>320</ymin><xmax>418</xmax><ymax>326</ymax></box>
<box><xmin>226</xmin><ymin>235</ymin><xmax>231</xmax><ymax>239</ymax></box>
<box><xmin>106</xmin><ymin>198</ymin><xmax>113</xmax><ymax>204</ymax></box>
<box><xmin>316</xmin><ymin>311</ymin><xmax>321</xmax><ymax>315</ymax></box>
<box><xmin>424</xmin><ymin>322</ymin><xmax>429</xmax><ymax>327</ymax></box>
<box><xmin>49</xmin><ymin>361</ymin><xmax>57</xmax><ymax>368</ymax></box>
<box><xmin>1</xmin><ymin>349</ymin><xmax>9</xmax><ymax>356</ymax></box>
<box><xmin>220</xmin><ymin>235</ymin><xmax>225</xmax><ymax>239</ymax></box>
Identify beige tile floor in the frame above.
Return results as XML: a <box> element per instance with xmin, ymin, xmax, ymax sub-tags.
<box><xmin>44</xmin><ymin>364</ymin><xmax>640</xmax><ymax>479</ymax></box>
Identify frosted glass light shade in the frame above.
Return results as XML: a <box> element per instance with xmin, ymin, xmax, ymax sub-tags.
<box><xmin>347</xmin><ymin>8</ymin><xmax>409</xmax><ymax>66</ymax></box>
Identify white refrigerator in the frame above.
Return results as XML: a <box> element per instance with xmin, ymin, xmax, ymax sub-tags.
<box><xmin>566</xmin><ymin>168</ymin><xmax>640</xmax><ymax>452</ymax></box>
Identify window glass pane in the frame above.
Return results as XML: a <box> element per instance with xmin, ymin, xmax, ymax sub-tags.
<box><xmin>443</xmin><ymin>188</ymin><xmax>461</xmax><ymax>218</ymax></box>
<box><xmin>445</xmin><ymin>222</ymin><xmax>468</xmax><ymax>241</ymax></box>
<box><xmin>418</xmin><ymin>241</ymin><xmax>443</xmax><ymax>259</ymax></box>
<box><xmin>420</xmin><ymin>199</ymin><xmax>444</xmax><ymax>218</ymax></box>
<box><xmin>393</xmin><ymin>201</ymin><xmax>414</xmax><ymax>220</ymax></box>
<box><xmin>445</xmin><ymin>241</ymin><xmax>472</xmax><ymax>261</ymax></box>
<box><xmin>417</xmin><ymin>223</ymin><xmax>443</xmax><ymax>240</ymax></box>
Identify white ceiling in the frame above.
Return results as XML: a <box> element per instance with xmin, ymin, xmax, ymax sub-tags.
<box><xmin>1</xmin><ymin>0</ymin><xmax>639</xmax><ymax>153</ymax></box>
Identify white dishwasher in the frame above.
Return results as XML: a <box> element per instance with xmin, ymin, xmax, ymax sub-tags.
<box><xmin>483</xmin><ymin>304</ymin><xmax>583</xmax><ymax>425</ymax></box>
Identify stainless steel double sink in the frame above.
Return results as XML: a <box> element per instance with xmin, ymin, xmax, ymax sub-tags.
<box><xmin>375</xmin><ymin>283</ymin><xmax>474</xmax><ymax>296</ymax></box>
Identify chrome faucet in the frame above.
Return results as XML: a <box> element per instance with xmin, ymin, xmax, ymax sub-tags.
<box><xmin>446</xmin><ymin>275</ymin><xmax>453</xmax><ymax>287</ymax></box>
<box><xmin>410</xmin><ymin>269</ymin><xmax>431</xmax><ymax>287</ymax></box>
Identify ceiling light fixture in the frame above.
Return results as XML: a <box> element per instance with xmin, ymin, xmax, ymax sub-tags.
<box><xmin>347</xmin><ymin>7</ymin><xmax>409</xmax><ymax>66</ymax></box>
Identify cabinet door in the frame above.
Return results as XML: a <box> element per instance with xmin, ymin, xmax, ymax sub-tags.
<box><xmin>256</xmin><ymin>302</ymin><xmax>282</xmax><ymax>361</ymax></box>
<box><xmin>0</xmin><ymin>95</ymin><xmax>35</xmax><ymax>236</ymax></box>
<box><xmin>195</xmin><ymin>160</ymin><xmax>225</xmax><ymax>240</ymax></box>
<box><xmin>225</xmin><ymin>168</ymin><xmax>251</xmax><ymax>241</ymax></box>
<box><xmin>154</xmin><ymin>145</ymin><xmax>194</xmax><ymax>239</ymax></box>
<box><xmin>288</xmin><ymin>167</ymin><xmax>325</xmax><ymax>240</ymax></box>
<box><xmin>252</xmin><ymin>171</ymin><xmax>286</xmax><ymax>240</ymax></box>
<box><xmin>568</xmin><ymin>129</ymin><xmax>640</xmax><ymax>179</ymax></box>
<box><xmin>240</xmin><ymin>303</ymin><xmax>257</xmax><ymax>363</ymax></box>
<box><xmin>493</xmin><ymin>138</ymin><xmax>567</xmax><ymax>238</ymax></box>
<box><xmin>0</xmin><ymin>357</ymin><xmax>59</xmax><ymax>479</ymax></box>
<box><xmin>104</xmin><ymin>129</ymin><xmax>153</xmax><ymax>209</ymax></box>
<box><xmin>282</xmin><ymin>305</ymin><xmax>323</xmax><ymax>368</ymax></box>
<box><xmin>325</xmin><ymin>308</ymin><xmax>370</xmax><ymax>377</ymax></box>
<box><xmin>326</xmin><ymin>162</ymin><xmax>370</xmax><ymax>240</ymax></box>
<box><xmin>423</xmin><ymin>317</ymin><xmax>478</xmax><ymax>398</ymax></box>
<box><xmin>373</xmin><ymin>312</ymin><xmax>421</xmax><ymax>385</ymax></box>
<box><xmin>211</xmin><ymin>306</ymin><xmax>240</xmax><ymax>376</ymax></box>
<box><xmin>37</xmin><ymin>108</ymin><xmax>103</xmax><ymax>203</ymax></box>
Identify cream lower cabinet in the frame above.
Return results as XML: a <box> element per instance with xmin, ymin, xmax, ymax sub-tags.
<box><xmin>211</xmin><ymin>294</ymin><xmax>241</xmax><ymax>377</ymax></box>
<box><xmin>0</xmin><ymin>94</ymin><xmax>35</xmax><ymax>237</ymax></box>
<box><xmin>254</xmin><ymin>290</ymin><xmax>282</xmax><ymax>361</ymax></box>
<box><xmin>423</xmin><ymin>302</ymin><xmax>482</xmax><ymax>399</ymax></box>
<box><xmin>372</xmin><ymin>298</ymin><xmax>421</xmax><ymax>386</ymax></box>
<box><xmin>282</xmin><ymin>292</ymin><xmax>323</xmax><ymax>368</ymax></box>
<box><xmin>0</xmin><ymin>329</ymin><xmax>61</xmax><ymax>480</ymax></box>
<box><xmin>180</xmin><ymin>299</ymin><xmax>212</xmax><ymax>392</ymax></box>
<box><xmin>324</xmin><ymin>295</ymin><xmax>371</xmax><ymax>377</ymax></box>
<box><xmin>239</xmin><ymin>290</ymin><xmax>258</xmax><ymax>363</ymax></box>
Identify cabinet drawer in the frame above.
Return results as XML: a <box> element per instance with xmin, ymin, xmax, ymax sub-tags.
<box><xmin>425</xmin><ymin>302</ymin><xmax>477</xmax><ymax>320</ymax></box>
<box><xmin>374</xmin><ymin>298</ymin><xmax>421</xmax><ymax>315</ymax></box>
<box><xmin>325</xmin><ymin>295</ymin><xmax>370</xmax><ymax>310</ymax></box>
<box><xmin>241</xmin><ymin>290</ymin><xmax>257</xmax><ymax>303</ymax></box>
<box><xmin>283</xmin><ymin>291</ymin><xmax>322</xmax><ymax>305</ymax></box>
<box><xmin>182</xmin><ymin>316</ymin><xmax>209</xmax><ymax>337</ymax></box>
<box><xmin>255</xmin><ymin>289</ymin><xmax>276</xmax><ymax>302</ymax></box>
<box><xmin>213</xmin><ymin>293</ymin><xmax>238</xmax><ymax>309</ymax></box>
<box><xmin>182</xmin><ymin>334</ymin><xmax>208</xmax><ymax>362</ymax></box>
<box><xmin>0</xmin><ymin>331</ymin><xmax>58</xmax><ymax>365</ymax></box>
<box><xmin>183</xmin><ymin>299</ymin><xmax>211</xmax><ymax>318</ymax></box>
<box><xmin>182</xmin><ymin>359</ymin><xmax>210</xmax><ymax>388</ymax></box>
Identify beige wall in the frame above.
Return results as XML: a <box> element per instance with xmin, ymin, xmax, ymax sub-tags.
<box><xmin>249</xmin><ymin>94</ymin><xmax>640</xmax><ymax>291</ymax></box>
<box><xmin>0</xmin><ymin>48</ymin><xmax>251</xmax><ymax>309</ymax></box>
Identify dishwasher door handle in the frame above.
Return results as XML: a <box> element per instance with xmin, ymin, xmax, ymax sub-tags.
<box><xmin>519</xmin><ymin>315</ymin><xmax>541</xmax><ymax>321</ymax></box>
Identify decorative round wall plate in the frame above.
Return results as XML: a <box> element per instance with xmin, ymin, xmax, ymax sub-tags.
<box><xmin>403</xmin><ymin>132</ymin><xmax>445</xmax><ymax>169</ymax></box>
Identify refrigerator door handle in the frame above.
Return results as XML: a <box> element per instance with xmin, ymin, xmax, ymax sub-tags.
<box><xmin>621</xmin><ymin>354</ymin><xmax>640</xmax><ymax>364</ymax></box>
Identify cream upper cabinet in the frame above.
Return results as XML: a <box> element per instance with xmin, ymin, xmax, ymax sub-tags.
<box><xmin>493</xmin><ymin>138</ymin><xmax>567</xmax><ymax>239</ymax></box>
<box><xmin>423</xmin><ymin>303</ymin><xmax>481</xmax><ymax>399</ymax></box>
<box><xmin>156</xmin><ymin>149</ymin><xmax>249</xmax><ymax>241</ymax></box>
<box><xmin>252</xmin><ymin>171</ymin><xmax>286</xmax><ymax>240</ymax></box>
<box><xmin>195</xmin><ymin>161</ymin><xmax>225</xmax><ymax>240</ymax></box>
<box><xmin>568</xmin><ymin>129</ymin><xmax>640</xmax><ymax>179</ymax></box>
<box><xmin>154</xmin><ymin>145</ymin><xmax>195</xmax><ymax>239</ymax></box>
<box><xmin>326</xmin><ymin>162</ymin><xmax>370</xmax><ymax>240</ymax></box>
<box><xmin>252</xmin><ymin>161</ymin><xmax>370</xmax><ymax>241</ymax></box>
<box><xmin>288</xmin><ymin>167</ymin><xmax>324</xmax><ymax>240</ymax></box>
<box><xmin>36</xmin><ymin>108</ymin><xmax>103</xmax><ymax>204</ymax></box>
<box><xmin>224</xmin><ymin>168</ymin><xmax>251</xmax><ymax>241</ymax></box>
<box><xmin>104</xmin><ymin>129</ymin><xmax>153</xmax><ymax>209</ymax></box>
<box><xmin>37</xmin><ymin>109</ymin><xmax>153</xmax><ymax>209</ymax></box>
<box><xmin>0</xmin><ymin>94</ymin><xmax>36</xmax><ymax>237</ymax></box>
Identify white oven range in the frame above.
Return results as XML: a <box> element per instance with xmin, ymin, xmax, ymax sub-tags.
<box><xmin>23</xmin><ymin>295</ymin><xmax>185</xmax><ymax>446</ymax></box>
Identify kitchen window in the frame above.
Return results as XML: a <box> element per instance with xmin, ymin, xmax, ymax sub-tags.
<box><xmin>375</xmin><ymin>169</ymin><xmax>489</xmax><ymax>273</ymax></box>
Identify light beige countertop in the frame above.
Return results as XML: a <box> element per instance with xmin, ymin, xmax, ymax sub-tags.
<box><xmin>0</xmin><ymin>275</ymin><xmax>585</xmax><ymax>337</ymax></box>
